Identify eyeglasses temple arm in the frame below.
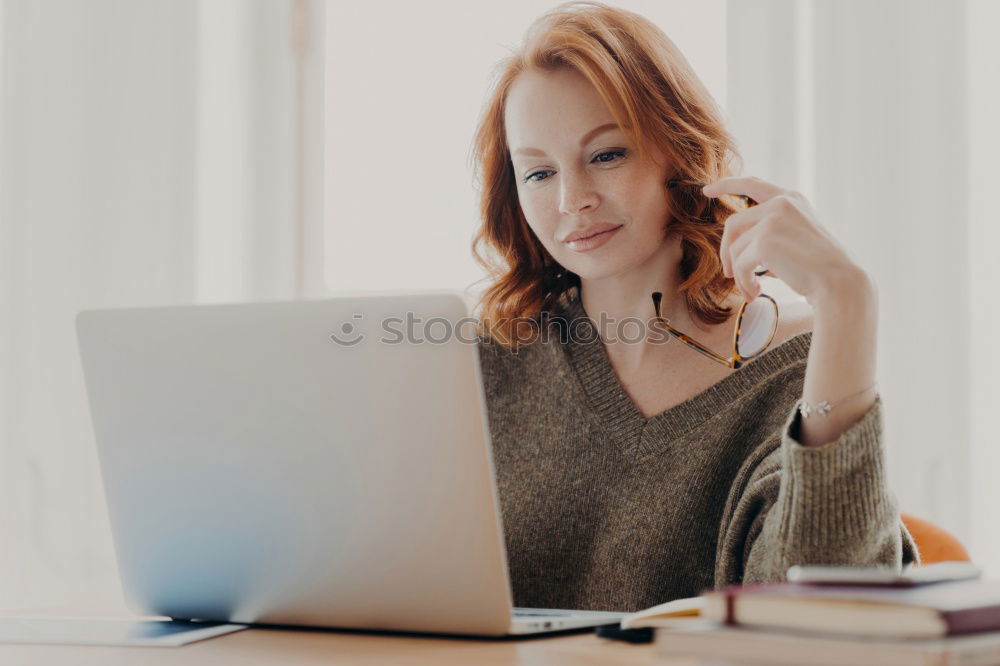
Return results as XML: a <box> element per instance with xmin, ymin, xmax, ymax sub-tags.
<box><xmin>651</xmin><ymin>292</ymin><xmax>732</xmax><ymax>367</ymax></box>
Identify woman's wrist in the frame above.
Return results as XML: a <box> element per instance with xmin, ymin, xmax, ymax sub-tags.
<box><xmin>796</xmin><ymin>265</ymin><xmax>879</xmax><ymax>447</ymax></box>
<box><xmin>808</xmin><ymin>265</ymin><xmax>878</xmax><ymax>320</ymax></box>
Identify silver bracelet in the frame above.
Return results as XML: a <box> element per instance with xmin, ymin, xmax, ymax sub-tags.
<box><xmin>797</xmin><ymin>383</ymin><xmax>878</xmax><ymax>418</ymax></box>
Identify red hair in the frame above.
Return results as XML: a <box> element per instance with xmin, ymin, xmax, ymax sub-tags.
<box><xmin>470</xmin><ymin>1</ymin><xmax>744</xmax><ymax>349</ymax></box>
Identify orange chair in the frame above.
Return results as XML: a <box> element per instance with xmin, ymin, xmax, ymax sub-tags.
<box><xmin>901</xmin><ymin>513</ymin><xmax>971</xmax><ymax>565</ymax></box>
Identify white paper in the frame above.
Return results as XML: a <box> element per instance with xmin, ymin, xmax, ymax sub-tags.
<box><xmin>620</xmin><ymin>595</ymin><xmax>705</xmax><ymax>629</ymax></box>
<box><xmin>0</xmin><ymin>617</ymin><xmax>247</xmax><ymax>647</ymax></box>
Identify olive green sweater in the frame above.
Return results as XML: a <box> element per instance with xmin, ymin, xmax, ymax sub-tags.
<box><xmin>477</xmin><ymin>290</ymin><xmax>917</xmax><ymax>612</ymax></box>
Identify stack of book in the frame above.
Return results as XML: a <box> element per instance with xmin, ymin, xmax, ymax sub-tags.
<box><xmin>619</xmin><ymin>563</ymin><xmax>1000</xmax><ymax>665</ymax></box>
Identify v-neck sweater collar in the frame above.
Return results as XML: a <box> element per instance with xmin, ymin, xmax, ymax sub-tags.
<box><xmin>555</xmin><ymin>289</ymin><xmax>813</xmax><ymax>455</ymax></box>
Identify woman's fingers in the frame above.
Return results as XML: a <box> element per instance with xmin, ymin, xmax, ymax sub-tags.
<box><xmin>731</xmin><ymin>248</ymin><xmax>765</xmax><ymax>300</ymax></box>
<box><xmin>718</xmin><ymin>204</ymin><xmax>768</xmax><ymax>278</ymax></box>
<box><xmin>727</xmin><ymin>214</ymin><xmax>784</xmax><ymax>299</ymax></box>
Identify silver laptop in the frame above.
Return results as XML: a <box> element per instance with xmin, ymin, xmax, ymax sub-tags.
<box><xmin>75</xmin><ymin>291</ymin><xmax>624</xmax><ymax>636</ymax></box>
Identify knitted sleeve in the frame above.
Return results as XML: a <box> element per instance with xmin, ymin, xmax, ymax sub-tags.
<box><xmin>714</xmin><ymin>395</ymin><xmax>920</xmax><ymax>587</ymax></box>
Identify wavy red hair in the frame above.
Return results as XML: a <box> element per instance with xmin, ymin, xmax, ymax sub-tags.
<box><xmin>470</xmin><ymin>1</ymin><xmax>745</xmax><ymax>349</ymax></box>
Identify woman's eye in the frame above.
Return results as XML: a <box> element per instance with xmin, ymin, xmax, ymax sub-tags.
<box><xmin>593</xmin><ymin>149</ymin><xmax>626</xmax><ymax>164</ymax></box>
<box><xmin>522</xmin><ymin>149</ymin><xmax>626</xmax><ymax>184</ymax></box>
<box><xmin>525</xmin><ymin>170</ymin><xmax>552</xmax><ymax>183</ymax></box>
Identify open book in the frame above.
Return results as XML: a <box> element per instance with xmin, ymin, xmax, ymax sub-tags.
<box><xmin>619</xmin><ymin>595</ymin><xmax>704</xmax><ymax>630</ymax></box>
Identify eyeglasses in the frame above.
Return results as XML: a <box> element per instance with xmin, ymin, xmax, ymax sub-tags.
<box><xmin>651</xmin><ymin>291</ymin><xmax>778</xmax><ymax>369</ymax></box>
<box><xmin>668</xmin><ymin>178</ymin><xmax>758</xmax><ymax>209</ymax></box>
<box><xmin>652</xmin><ymin>178</ymin><xmax>778</xmax><ymax>369</ymax></box>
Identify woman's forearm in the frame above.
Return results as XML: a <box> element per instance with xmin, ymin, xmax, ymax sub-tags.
<box><xmin>798</xmin><ymin>268</ymin><xmax>880</xmax><ymax>447</ymax></box>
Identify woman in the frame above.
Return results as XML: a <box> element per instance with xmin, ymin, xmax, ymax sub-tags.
<box><xmin>470</xmin><ymin>1</ymin><xmax>917</xmax><ymax>613</ymax></box>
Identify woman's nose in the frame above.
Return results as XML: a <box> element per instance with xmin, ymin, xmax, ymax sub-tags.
<box><xmin>558</xmin><ymin>172</ymin><xmax>599</xmax><ymax>215</ymax></box>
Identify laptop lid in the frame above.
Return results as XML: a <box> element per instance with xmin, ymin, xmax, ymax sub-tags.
<box><xmin>75</xmin><ymin>291</ymin><xmax>515</xmax><ymax>635</ymax></box>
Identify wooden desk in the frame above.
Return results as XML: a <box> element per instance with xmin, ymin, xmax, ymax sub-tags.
<box><xmin>0</xmin><ymin>605</ymin><xmax>703</xmax><ymax>664</ymax></box>
<box><xmin>0</xmin><ymin>623</ymin><xmax>702</xmax><ymax>665</ymax></box>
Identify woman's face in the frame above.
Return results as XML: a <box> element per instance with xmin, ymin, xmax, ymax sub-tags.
<box><xmin>504</xmin><ymin>67</ymin><xmax>674</xmax><ymax>282</ymax></box>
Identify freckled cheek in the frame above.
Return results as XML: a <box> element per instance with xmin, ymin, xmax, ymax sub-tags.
<box><xmin>622</xmin><ymin>174</ymin><xmax>670</xmax><ymax>219</ymax></box>
<box><xmin>612</xmin><ymin>168</ymin><xmax>654</xmax><ymax>196</ymax></box>
<box><xmin>598</xmin><ymin>170</ymin><xmax>647</xmax><ymax>207</ymax></box>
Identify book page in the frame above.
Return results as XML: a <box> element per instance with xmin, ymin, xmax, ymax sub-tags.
<box><xmin>621</xmin><ymin>596</ymin><xmax>705</xmax><ymax>629</ymax></box>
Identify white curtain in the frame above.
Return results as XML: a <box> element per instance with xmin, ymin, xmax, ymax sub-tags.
<box><xmin>727</xmin><ymin>0</ymin><xmax>999</xmax><ymax>572</ymax></box>
<box><xmin>0</xmin><ymin>0</ymin><xmax>325</xmax><ymax>611</ymax></box>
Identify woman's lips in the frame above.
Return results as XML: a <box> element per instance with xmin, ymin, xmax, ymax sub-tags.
<box><xmin>564</xmin><ymin>225</ymin><xmax>623</xmax><ymax>252</ymax></box>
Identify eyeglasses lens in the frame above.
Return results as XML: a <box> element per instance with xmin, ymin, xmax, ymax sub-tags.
<box><xmin>736</xmin><ymin>298</ymin><xmax>777</xmax><ymax>358</ymax></box>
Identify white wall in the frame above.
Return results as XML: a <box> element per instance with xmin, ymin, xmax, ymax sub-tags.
<box><xmin>967</xmin><ymin>0</ymin><xmax>1000</xmax><ymax>575</ymax></box>
<box><xmin>0</xmin><ymin>0</ymin><xmax>200</xmax><ymax>613</ymax></box>
<box><xmin>0</xmin><ymin>0</ymin><xmax>324</xmax><ymax>612</ymax></box>
<box><xmin>323</xmin><ymin>0</ymin><xmax>727</xmax><ymax>297</ymax></box>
